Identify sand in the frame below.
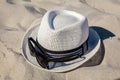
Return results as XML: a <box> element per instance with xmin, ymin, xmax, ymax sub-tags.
<box><xmin>0</xmin><ymin>0</ymin><xmax>120</xmax><ymax>80</ymax></box>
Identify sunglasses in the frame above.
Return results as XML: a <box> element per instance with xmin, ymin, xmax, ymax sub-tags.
<box><xmin>28</xmin><ymin>37</ymin><xmax>88</xmax><ymax>69</ymax></box>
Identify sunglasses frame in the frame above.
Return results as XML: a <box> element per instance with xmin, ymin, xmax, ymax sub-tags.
<box><xmin>28</xmin><ymin>37</ymin><xmax>88</xmax><ymax>69</ymax></box>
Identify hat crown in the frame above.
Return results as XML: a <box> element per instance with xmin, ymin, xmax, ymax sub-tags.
<box><xmin>53</xmin><ymin>13</ymin><xmax>78</xmax><ymax>30</ymax></box>
<box><xmin>37</xmin><ymin>10</ymin><xmax>89</xmax><ymax>51</ymax></box>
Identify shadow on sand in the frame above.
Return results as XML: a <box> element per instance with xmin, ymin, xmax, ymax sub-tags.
<box><xmin>81</xmin><ymin>26</ymin><xmax>115</xmax><ymax>67</ymax></box>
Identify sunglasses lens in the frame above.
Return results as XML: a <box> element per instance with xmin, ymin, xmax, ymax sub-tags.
<box><xmin>36</xmin><ymin>55</ymin><xmax>49</xmax><ymax>69</ymax></box>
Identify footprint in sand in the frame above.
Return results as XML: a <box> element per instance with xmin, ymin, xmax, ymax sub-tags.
<box><xmin>4</xmin><ymin>75</ymin><xmax>13</xmax><ymax>80</ymax></box>
<box><xmin>6</xmin><ymin>0</ymin><xmax>47</xmax><ymax>17</ymax></box>
<box><xmin>24</xmin><ymin>5</ymin><xmax>47</xmax><ymax>17</ymax></box>
<box><xmin>6</xmin><ymin>0</ymin><xmax>31</xmax><ymax>5</ymax></box>
<box><xmin>6</xmin><ymin>0</ymin><xmax>15</xmax><ymax>4</ymax></box>
<box><xmin>110</xmin><ymin>0</ymin><xmax>120</xmax><ymax>5</ymax></box>
<box><xmin>80</xmin><ymin>0</ymin><xmax>120</xmax><ymax>15</ymax></box>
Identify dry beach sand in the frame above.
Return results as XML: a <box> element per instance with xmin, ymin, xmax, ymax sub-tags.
<box><xmin>0</xmin><ymin>0</ymin><xmax>120</xmax><ymax>80</ymax></box>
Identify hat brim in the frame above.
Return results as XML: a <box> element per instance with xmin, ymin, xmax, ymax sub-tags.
<box><xmin>21</xmin><ymin>19</ymin><xmax>101</xmax><ymax>72</ymax></box>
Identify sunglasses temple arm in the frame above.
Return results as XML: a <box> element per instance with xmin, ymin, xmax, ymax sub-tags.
<box><xmin>28</xmin><ymin>37</ymin><xmax>37</xmax><ymax>56</ymax></box>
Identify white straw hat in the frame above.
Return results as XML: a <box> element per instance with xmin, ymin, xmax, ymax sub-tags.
<box><xmin>22</xmin><ymin>10</ymin><xmax>101</xmax><ymax>72</ymax></box>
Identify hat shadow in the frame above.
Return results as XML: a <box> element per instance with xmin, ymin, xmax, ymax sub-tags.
<box><xmin>81</xmin><ymin>26</ymin><xmax>115</xmax><ymax>67</ymax></box>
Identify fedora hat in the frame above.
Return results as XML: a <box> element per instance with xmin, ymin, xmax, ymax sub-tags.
<box><xmin>22</xmin><ymin>10</ymin><xmax>101</xmax><ymax>72</ymax></box>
